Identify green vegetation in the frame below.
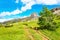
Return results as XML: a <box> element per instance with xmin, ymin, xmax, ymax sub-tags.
<box><xmin>0</xmin><ymin>7</ymin><xmax>60</xmax><ymax>40</ymax></box>
<box><xmin>0</xmin><ymin>21</ymin><xmax>42</xmax><ymax>40</ymax></box>
<box><xmin>39</xmin><ymin>17</ymin><xmax>60</xmax><ymax>40</ymax></box>
<box><xmin>29</xmin><ymin>29</ymin><xmax>42</xmax><ymax>40</ymax></box>
<box><xmin>38</xmin><ymin>7</ymin><xmax>60</xmax><ymax>40</ymax></box>
<box><xmin>38</xmin><ymin>7</ymin><xmax>58</xmax><ymax>31</ymax></box>
<box><xmin>40</xmin><ymin>27</ymin><xmax>60</xmax><ymax>40</ymax></box>
<box><xmin>0</xmin><ymin>23</ymin><xmax>30</xmax><ymax>40</ymax></box>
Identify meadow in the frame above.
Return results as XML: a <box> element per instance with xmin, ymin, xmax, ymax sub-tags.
<box><xmin>0</xmin><ymin>20</ymin><xmax>42</xmax><ymax>40</ymax></box>
<box><xmin>0</xmin><ymin>19</ymin><xmax>60</xmax><ymax>40</ymax></box>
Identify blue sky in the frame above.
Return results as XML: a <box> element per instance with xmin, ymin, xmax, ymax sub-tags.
<box><xmin>0</xmin><ymin>0</ymin><xmax>60</xmax><ymax>22</ymax></box>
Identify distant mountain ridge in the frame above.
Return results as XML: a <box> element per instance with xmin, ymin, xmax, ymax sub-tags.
<box><xmin>2</xmin><ymin>13</ymin><xmax>38</xmax><ymax>24</ymax></box>
<box><xmin>1</xmin><ymin>7</ymin><xmax>60</xmax><ymax>24</ymax></box>
<box><xmin>51</xmin><ymin>7</ymin><xmax>60</xmax><ymax>15</ymax></box>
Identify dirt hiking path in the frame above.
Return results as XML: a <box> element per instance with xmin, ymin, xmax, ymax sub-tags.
<box><xmin>24</xmin><ymin>25</ymin><xmax>35</xmax><ymax>40</ymax></box>
<box><xmin>35</xmin><ymin>30</ymin><xmax>49</xmax><ymax>40</ymax></box>
<box><xmin>24</xmin><ymin>25</ymin><xmax>50</xmax><ymax>40</ymax></box>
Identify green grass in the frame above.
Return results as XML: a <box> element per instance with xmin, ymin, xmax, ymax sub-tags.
<box><xmin>0</xmin><ymin>22</ymin><xmax>30</xmax><ymax>40</ymax></box>
<box><xmin>0</xmin><ymin>20</ymin><xmax>41</xmax><ymax>40</ymax></box>
<box><xmin>0</xmin><ymin>19</ymin><xmax>60</xmax><ymax>40</ymax></box>
<box><xmin>0</xmin><ymin>27</ymin><xmax>30</xmax><ymax>40</ymax></box>
<box><xmin>39</xmin><ymin>18</ymin><xmax>60</xmax><ymax>40</ymax></box>
<box><xmin>40</xmin><ymin>27</ymin><xmax>60</xmax><ymax>40</ymax></box>
<box><xmin>29</xmin><ymin>29</ymin><xmax>42</xmax><ymax>40</ymax></box>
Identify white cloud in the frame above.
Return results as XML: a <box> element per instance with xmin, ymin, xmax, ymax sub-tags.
<box><xmin>22</xmin><ymin>16</ymin><xmax>28</xmax><ymax>18</ymax></box>
<box><xmin>15</xmin><ymin>0</ymin><xmax>19</xmax><ymax>3</ymax></box>
<box><xmin>21</xmin><ymin>0</ymin><xmax>35</xmax><ymax>11</ymax></box>
<box><xmin>41</xmin><ymin>0</ymin><xmax>57</xmax><ymax>5</ymax></box>
<box><xmin>0</xmin><ymin>19</ymin><xmax>7</xmax><ymax>22</ymax></box>
<box><xmin>0</xmin><ymin>18</ymin><xmax>14</xmax><ymax>22</ymax></box>
<box><xmin>0</xmin><ymin>15</ymin><xmax>29</xmax><ymax>22</ymax></box>
<box><xmin>35</xmin><ymin>0</ymin><xmax>41</xmax><ymax>4</ymax></box>
<box><xmin>11</xmin><ymin>9</ymin><xmax>22</xmax><ymax>15</ymax></box>
<box><xmin>21</xmin><ymin>0</ymin><xmax>32</xmax><ymax>4</ymax></box>
<box><xmin>57</xmin><ymin>0</ymin><xmax>60</xmax><ymax>4</ymax></box>
<box><xmin>20</xmin><ymin>0</ymin><xmax>58</xmax><ymax>5</ymax></box>
<box><xmin>0</xmin><ymin>9</ymin><xmax>22</xmax><ymax>17</ymax></box>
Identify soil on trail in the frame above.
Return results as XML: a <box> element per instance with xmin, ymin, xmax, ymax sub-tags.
<box><xmin>24</xmin><ymin>25</ymin><xmax>35</xmax><ymax>40</ymax></box>
<box><xmin>24</xmin><ymin>25</ymin><xmax>49</xmax><ymax>40</ymax></box>
<box><xmin>35</xmin><ymin>30</ymin><xmax>49</xmax><ymax>40</ymax></box>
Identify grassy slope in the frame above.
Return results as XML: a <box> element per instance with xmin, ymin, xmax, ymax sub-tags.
<box><xmin>40</xmin><ymin>19</ymin><xmax>60</xmax><ymax>40</ymax></box>
<box><xmin>0</xmin><ymin>23</ymin><xmax>30</xmax><ymax>40</ymax></box>
<box><xmin>29</xmin><ymin>29</ymin><xmax>42</xmax><ymax>40</ymax></box>
<box><xmin>0</xmin><ymin>19</ymin><xmax>60</xmax><ymax>40</ymax></box>
<box><xmin>0</xmin><ymin>20</ymin><xmax>42</xmax><ymax>40</ymax></box>
<box><xmin>40</xmin><ymin>27</ymin><xmax>60</xmax><ymax>40</ymax></box>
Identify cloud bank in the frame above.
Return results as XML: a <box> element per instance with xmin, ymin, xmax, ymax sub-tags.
<box><xmin>0</xmin><ymin>9</ymin><xmax>22</xmax><ymax>17</ymax></box>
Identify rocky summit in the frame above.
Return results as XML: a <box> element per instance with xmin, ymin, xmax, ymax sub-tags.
<box><xmin>2</xmin><ymin>13</ymin><xmax>38</xmax><ymax>24</ymax></box>
<box><xmin>51</xmin><ymin>7</ymin><xmax>60</xmax><ymax>15</ymax></box>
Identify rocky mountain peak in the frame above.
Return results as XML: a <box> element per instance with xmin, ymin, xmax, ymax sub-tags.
<box><xmin>30</xmin><ymin>13</ymin><xmax>38</xmax><ymax>18</ymax></box>
<box><xmin>51</xmin><ymin>7</ymin><xmax>60</xmax><ymax>12</ymax></box>
<box><xmin>51</xmin><ymin>7</ymin><xmax>60</xmax><ymax>15</ymax></box>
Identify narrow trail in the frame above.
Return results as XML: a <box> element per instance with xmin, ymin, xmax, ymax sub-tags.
<box><xmin>24</xmin><ymin>25</ymin><xmax>35</xmax><ymax>40</ymax></box>
<box><xmin>34</xmin><ymin>30</ymin><xmax>49</xmax><ymax>40</ymax></box>
<box><xmin>24</xmin><ymin>25</ymin><xmax>49</xmax><ymax>40</ymax></box>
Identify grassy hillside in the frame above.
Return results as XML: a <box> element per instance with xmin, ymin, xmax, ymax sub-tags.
<box><xmin>0</xmin><ymin>20</ymin><xmax>60</xmax><ymax>40</ymax></box>
<box><xmin>40</xmin><ymin>27</ymin><xmax>60</xmax><ymax>40</ymax></box>
<box><xmin>40</xmin><ymin>18</ymin><xmax>60</xmax><ymax>40</ymax></box>
<box><xmin>0</xmin><ymin>18</ymin><xmax>60</xmax><ymax>40</ymax></box>
<box><xmin>0</xmin><ymin>20</ymin><xmax>42</xmax><ymax>40</ymax></box>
